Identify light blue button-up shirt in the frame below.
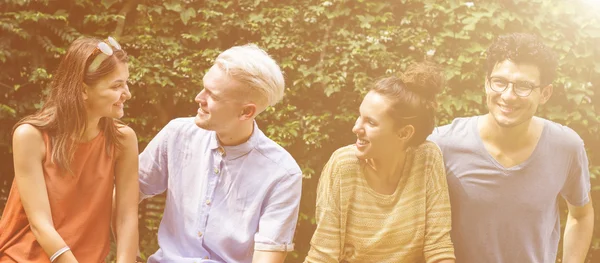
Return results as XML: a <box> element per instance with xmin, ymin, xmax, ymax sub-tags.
<box><xmin>139</xmin><ymin>117</ymin><xmax>302</xmax><ymax>263</ymax></box>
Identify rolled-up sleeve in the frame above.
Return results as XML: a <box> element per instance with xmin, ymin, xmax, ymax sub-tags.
<box><xmin>254</xmin><ymin>171</ymin><xmax>303</xmax><ymax>252</ymax></box>
<box><xmin>138</xmin><ymin>121</ymin><xmax>174</xmax><ymax>199</ymax></box>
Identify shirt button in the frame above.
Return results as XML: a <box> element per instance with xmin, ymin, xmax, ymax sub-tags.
<box><xmin>214</xmin><ymin>167</ymin><xmax>219</xmax><ymax>174</ymax></box>
<box><xmin>218</xmin><ymin>147</ymin><xmax>225</xmax><ymax>156</ymax></box>
<box><xmin>206</xmin><ymin>199</ymin><xmax>211</xmax><ymax>205</ymax></box>
<box><xmin>197</xmin><ymin>231</ymin><xmax>203</xmax><ymax>237</ymax></box>
<box><xmin>204</xmin><ymin>256</ymin><xmax>210</xmax><ymax>259</ymax></box>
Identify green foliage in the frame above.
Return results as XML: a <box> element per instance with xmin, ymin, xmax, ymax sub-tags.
<box><xmin>0</xmin><ymin>0</ymin><xmax>599</xmax><ymax>262</ymax></box>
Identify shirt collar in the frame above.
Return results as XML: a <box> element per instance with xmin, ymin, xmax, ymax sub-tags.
<box><xmin>209</xmin><ymin>121</ymin><xmax>260</xmax><ymax>160</ymax></box>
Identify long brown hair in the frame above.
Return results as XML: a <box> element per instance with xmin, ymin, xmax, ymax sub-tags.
<box><xmin>369</xmin><ymin>62</ymin><xmax>445</xmax><ymax>147</ymax></box>
<box><xmin>13</xmin><ymin>37</ymin><xmax>129</xmax><ymax>173</ymax></box>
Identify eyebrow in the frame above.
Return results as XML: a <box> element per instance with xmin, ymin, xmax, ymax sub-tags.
<box><xmin>111</xmin><ymin>78</ymin><xmax>129</xmax><ymax>84</ymax></box>
<box><xmin>364</xmin><ymin>116</ymin><xmax>377</xmax><ymax>123</ymax></box>
<box><xmin>490</xmin><ymin>75</ymin><xmax>537</xmax><ymax>84</ymax></box>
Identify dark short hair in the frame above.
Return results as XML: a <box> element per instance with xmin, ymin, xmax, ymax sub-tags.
<box><xmin>486</xmin><ymin>33</ymin><xmax>558</xmax><ymax>86</ymax></box>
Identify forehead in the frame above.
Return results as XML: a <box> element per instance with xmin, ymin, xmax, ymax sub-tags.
<box><xmin>98</xmin><ymin>62</ymin><xmax>129</xmax><ymax>84</ymax></box>
<box><xmin>490</xmin><ymin>60</ymin><xmax>541</xmax><ymax>84</ymax></box>
<box><xmin>360</xmin><ymin>92</ymin><xmax>393</xmax><ymax>119</ymax></box>
<box><xmin>202</xmin><ymin>65</ymin><xmax>244</xmax><ymax>95</ymax></box>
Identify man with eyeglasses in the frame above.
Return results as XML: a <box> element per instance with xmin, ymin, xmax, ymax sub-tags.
<box><xmin>428</xmin><ymin>33</ymin><xmax>594</xmax><ymax>263</ymax></box>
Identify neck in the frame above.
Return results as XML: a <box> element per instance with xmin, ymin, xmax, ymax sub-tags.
<box><xmin>480</xmin><ymin>114</ymin><xmax>536</xmax><ymax>149</ymax></box>
<box><xmin>370</xmin><ymin>150</ymin><xmax>407</xmax><ymax>182</ymax></box>
<box><xmin>216</xmin><ymin>120</ymin><xmax>254</xmax><ymax>146</ymax></box>
<box><xmin>81</xmin><ymin>116</ymin><xmax>102</xmax><ymax>142</ymax></box>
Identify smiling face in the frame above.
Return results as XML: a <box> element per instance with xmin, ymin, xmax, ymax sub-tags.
<box><xmin>84</xmin><ymin>62</ymin><xmax>131</xmax><ymax>119</ymax></box>
<box><xmin>352</xmin><ymin>91</ymin><xmax>406</xmax><ymax>160</ymax></box>
<box><xmin>485</xmin><ymin>59</ymin><xmax>552</xmax><ymax>128</ymax></box>
<box><xmin>194</xmin><ymin>65</ymin><xmax>248</xmax><ymax>133</ymax></box>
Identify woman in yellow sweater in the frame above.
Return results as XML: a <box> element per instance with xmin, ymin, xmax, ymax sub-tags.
<box><xmin>305</xmin><ymin>62</ymin><xmax>455</xmax><ymax>263</ymax></box>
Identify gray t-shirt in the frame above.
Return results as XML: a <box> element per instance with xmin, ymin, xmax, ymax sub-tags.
<box><xmin>428</xmin><ymin>116</ymin><xmax>590</xmax><ymax>263</ymax></box>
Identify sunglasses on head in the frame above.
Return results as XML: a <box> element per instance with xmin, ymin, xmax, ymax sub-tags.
<box><xmin>88</xmin><ymin>36</ymin><xmax>122</xmax><ymax>73</ymax></box>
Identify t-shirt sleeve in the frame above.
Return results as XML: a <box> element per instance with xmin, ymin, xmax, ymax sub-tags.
<box><xmin>560</xmin><ymin>138</ymin><xmax>591</xmax><ymax>206</ymax></box>
<box><xmin>427</xmin><ymin>124</ymin><xmax>453</xmax><ymax>153</ymax></box>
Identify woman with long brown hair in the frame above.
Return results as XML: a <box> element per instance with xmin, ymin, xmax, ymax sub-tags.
<box><xmin>305</xmin><ymin>62</ymin><xmax>455</xmax><ymax>263</ymax></box>
<box><xmin>0</xmin><ymin>37</ymin><xmax>139</xmax><ymax>262</ymax></box>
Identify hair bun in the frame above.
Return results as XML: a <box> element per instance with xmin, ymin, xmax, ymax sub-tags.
<box><xmin>399</xmin><ymin>62</ymin><xmax>445</xmax><ymax>99</ymax></box>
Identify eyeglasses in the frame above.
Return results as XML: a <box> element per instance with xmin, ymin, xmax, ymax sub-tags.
<box><xmin>487</xmin><ymin>76</ymin><xmax>540</xmax><ymax>97</ymax></box>
<box><xmin>88</xmin><ymin>36</ymin><xmax>122</xmax><ymax>73</ymax></box>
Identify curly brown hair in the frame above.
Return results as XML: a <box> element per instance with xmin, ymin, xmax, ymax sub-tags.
<box><xmin>486</xmin><ymin>33</ymin><xmax>558</xmax><ymax>86</ymax></box>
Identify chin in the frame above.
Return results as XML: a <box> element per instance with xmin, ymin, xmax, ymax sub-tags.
<box><xmin>107</xmin><ymin>112</ymin><xmax>124</xmax><ymax>119</ymax></box>
<box><xmin>194</xmin><ymin>116</ymin><xmax>206</xmax><ymax>127</ymax></box>
<box><xmin>194</xmin><ymin>116</ymin><xmax>214</xmax><ymax>130</ymax></box>
<box><xmin>353</xmin><ymin>148</ymin><xmax>370</xmax><ymax>160</ymax></box>
<box><xmin>492</xmin><ymin>113</ymin><xmax>529</xmax><ymax>128</ymax></box>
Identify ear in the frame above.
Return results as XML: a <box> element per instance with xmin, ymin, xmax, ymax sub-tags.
<box><xmin>539</xmin><ymin>84</ymin><xmax>553</xmax><ymax>105</ymax></box>
<box><xmin>82</xmin><ymin>83</ymin><xmax>90</xmax><ymax>101</ymax></box>
<box><xmin>484</xmin><ymin>76</ymin><xmax>492</xmax><ymax>93</ymax></box>
<box><xmin>239</xmin><ymin>103</ymin><xmax>257</xmax><ymax>120</ymax></box>
<box><xmin>396</xmin><ymin>124</ymin><xmax>415</xmax><ymax>142</ymax></box>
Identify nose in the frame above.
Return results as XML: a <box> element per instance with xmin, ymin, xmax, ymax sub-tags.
<box><xmin>122</xmin><ymin>84</ymin><xmax>132</xmax><ymax>100</ymax></box>
<box><xmin>500</xmin><ymin>83</ymin><xmax>518</xmax><ymax>101</ymax></box>
<box><xmin>195</xmin><ymin>89</ymin><xmax>206</xmax><ymax>103</ymax></box>
<box><xmin>352</xmin><ymin>118</ymin><xmax>363</xmax><ymax>135</ymax></box>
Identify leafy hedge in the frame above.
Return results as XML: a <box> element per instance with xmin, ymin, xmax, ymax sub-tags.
<box><xmin>0</xmin><ymin>0</ymin><xmax>598</xmax><ymax>262</ymax></box>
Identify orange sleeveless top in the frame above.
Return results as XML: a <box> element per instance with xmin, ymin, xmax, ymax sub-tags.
<box><xmin>0</xmin><ymin>131</ymin><xmax>115</xmax><ymax>262</ymax></box>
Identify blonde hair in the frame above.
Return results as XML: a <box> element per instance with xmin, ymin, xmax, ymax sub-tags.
<box><xmin>215</xmin><ymin>44</ymin><xmax>284</xmax><ymax>108</ymax></box>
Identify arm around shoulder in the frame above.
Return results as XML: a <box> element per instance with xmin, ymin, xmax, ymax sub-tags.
<box><xmin>138</xmin><ymin>120</ymin><xmax>177</xmax><ymax>199</ymax></box>
<box><xmin>12</xmin><ymin>124</ymin><xmax>78</xmax><ymax>262</ymax></box>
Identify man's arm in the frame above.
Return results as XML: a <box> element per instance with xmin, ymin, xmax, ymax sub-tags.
<box><xmin>138</xmin><ymin>120</ymin><xmax>174</xmax><ymax>199</ymax></box>
<box><xmin>252</xmin><ymin>171</ymin><xmax>302</xmax><ymax>263</ymax></box>
<box><xmin>252</xmin><ymin>251</ymin><xmax>287</xmax><ymax>263</ymax></box>
<box><xmin>562</xmin><ymin>192</ymin><xmax>594</xmax><ymax>263</ymax></box>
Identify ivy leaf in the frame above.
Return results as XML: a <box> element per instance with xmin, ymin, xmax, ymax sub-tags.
<box><xmin>164</xmin><ymin>1</ymin><xmax>183</xmax><ymax>12</ymax></box>
<box><xmin>180</xmin><ymin>7</ymin><xmax>196</xmax><ymax>25</ymax></box>
<box><xmin>0</xmin><ymin>104</ymin><xmax>16</xmax><ymax>117</ymax></box>
<box><xmin>101</xmin><ymin>0</ymin><xmax>119</xmax><ymax>9</ymax></box>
